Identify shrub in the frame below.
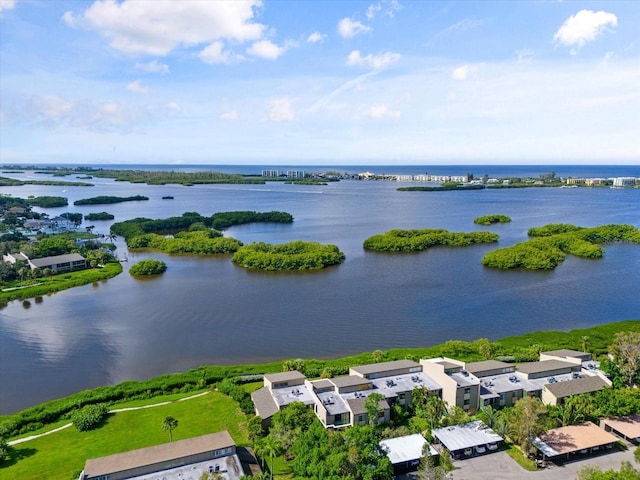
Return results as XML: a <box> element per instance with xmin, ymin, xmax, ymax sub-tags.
<box><xmin>474</xmin><ymin>214</ymin><xmax>511</xmax><ymax>226</ymax></box>
<box><xmin>129</xmin><ymin>260</ymin><xmax>167</xmax><ymax>276</ymax></box>
<box><xmin>71</xmin><ymin>403</ymin><xmax>108</xmax><ymax>432</ymax></box>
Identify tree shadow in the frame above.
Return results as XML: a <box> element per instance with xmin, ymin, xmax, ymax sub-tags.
<box><xmin>1</xmin><ymin>446</ymin><xmax>37</xmax><ymax>468</ymax></box>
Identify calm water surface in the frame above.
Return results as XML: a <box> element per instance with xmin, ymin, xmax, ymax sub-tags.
<box><xmin>1</xmin><ymin>166</ymin><xmax>639</xmax><ymax>413</ymax></box>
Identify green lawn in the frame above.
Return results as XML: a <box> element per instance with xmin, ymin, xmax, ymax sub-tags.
<box><xmin>2</xmin><ymin>390</ymin><xmax>249</xmax><ymax>479</ymax></box>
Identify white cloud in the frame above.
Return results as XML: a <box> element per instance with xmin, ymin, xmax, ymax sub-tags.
<box><xmin>307</xmin><ymin>31</ymin><xmax>326</xmax><ymax>43</ymax></box>
<box><xmin>126</xmin><ymin>80</ymin><xmax>149</xmax><ymax>93</ymax></box>
<box><xmin>600</xmin><ymin>51</ymin><xmax>615</xmax><ymax>67</ymax></box>
<box><xmin>267</xmin><ymin>98</ymin><xmax>294</xmax><ymax>121</ymax></box>
<box><xmin>220</xmin><ymin>109</ymin><xmax>239</xmax><ymax>120</ymax></box>
<box><xmin>247</xmin><ymin>39</ymin><xmax>284</xmax><ymax>60</ymax></box>
<box><xmin>516</xmin><ymin>49</ymin><xmax>535</xmax><ymax>63</ymax></box>
<box><xmin>347</xmin><ymin>50</ymin><xmax>400</xmax><ymax>70</ymax></box>
<box><xmin>199</xmin><ymin>41</ymin><xmax>231</xmax><ymax>64</ymax></box>
<box><xmin>365</xmin><ymin>104</ymin><xmax>400</xmax><ymax>119</ymax></box>
<box><xmin>165</xmin><ymin>102</ymin><xmax>180</xmax><ymax>112</ymax></box>
<box><xmin>30</xmin><ymin>95</ymin><xmax>74</xmax><ymax>120</ymax></box>
<box><xmin>553</xmin><ymin>10</ymin><xmax>617</xmax><ymax>50</ymax></box>
<box><xmin>338</xmin><ymin>17</ymin><xmax>372</xmax><ymax>38</ymax></box>
<box><xmin>0</xmin><ymin>0</ymin><xmax>16</xmax><ymax>13</ymax></box>
<box><xmin>135</xmin><ymin>60</ymin><xmax>169</xmax><ymax>74</ymax></box>
<box><xmin>63</xmin><ymin>0</ymin><xmax>265</xmax><ymax>56</ymax></box>
<box><xmin>366</xmin><ymin>3</ymin><xmax>381</xmax><ymax>20</ymax></box>
<box><xmin>452</xmin><ymin>64</ymin><xmax>479</xmax><ymax>80</ymax></box>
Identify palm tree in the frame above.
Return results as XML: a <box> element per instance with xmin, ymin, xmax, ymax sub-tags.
<box><xmin>162</xmin><ymin>416</ymin><xmax>178</xmax><ymax>442</ymax></box>
<box><xmin>107</xmin><ymin>232</ymin><xmax>117</xmax><ymax>245</ymax></box>
<box><xmin>582</xmin><ymin>336</ymin><xmax>589</xmax><ymax>353</ymax></box>
<box><xmin>479</xmin><ymin>405</ymin><xmax>500</xmax><ymax>429</ymax></box>
<box><xmin>255</xmin><ymin>436</ymin><xmax>282</xmax><ymax>480</ymax></box>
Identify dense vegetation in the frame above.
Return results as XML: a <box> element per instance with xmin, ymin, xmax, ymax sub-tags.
<box><xmin>25</xmin><ymin>196</ymin><xmax>68</xmax><ymax>208</ymax></box>
<box><xmin>73</xmin><ymin>195</ymin><xmax>148</xmax><ymax>206</ymax></box>
<box><xmin>84</xmin><ymin>212</ymin><xmax>114</xmax><ymax>221</ymax></box>
<box><xmin>482</xmin><ymin>223</ymin><xmax>640</xmax><ymax>270</ymax></box>
<box><xmin>210</xmin><ymin>211</ymin><xmax>293</xmax><ymax>230</ymax></box>
<box><xmin>474</xmin><ymin>214</ymin><xmax>511</xmax><ymax>226</ymax></box>
<box><xmin>363</xmin><ymin>228</ymin><xmax>499</xmax><ymax>252</ymax></box>
<box><xmin>129</xmin><ymin>260</ymin><xmax>167</xmax><ymax>276</ymax></box>
<box><xmin>232</xmin><ymin>240</ymin><xmax>345</xmax><ymax>270</ymax></box>
<box><xmin>128</xmin><ymin>230</ymin><xmax>243</xmax><ymax>254</ymax></box>
<box><xmin>71</xmin><ymin>404</ymin><xmax>109</xmax><ymax>432</ymax></box>
<box><xmin>0</xmin><ymin>177</ymin><xmax>92</xmax><ymax>187</ymax></box>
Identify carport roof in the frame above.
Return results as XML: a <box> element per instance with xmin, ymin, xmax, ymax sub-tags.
<box><xmin>602</xmin><ymin>415</ymin><xmax>640</xmax><ymax>440</ymax></box>
<box><xmin>432</xmin><ymin>421</ymin><xmax>503</xmax><ymax>452</ymax></box>
<box><xmin>533</xmin><ymin>422</ymin><xmax>618</xmax><ymax>458</ymax></box>
<box><xmin>380</xmin><ymin>434</ymin><xmax>437</xmax><ymax>465</ymax></box>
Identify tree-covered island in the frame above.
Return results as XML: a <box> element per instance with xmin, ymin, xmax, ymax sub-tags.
<box><xmin>482</xmin><ymin>223</ymin><xmax>640</xmax><ymax>270</ymax></box>
<box><xmin>363</xmin><ymin>228</ymin><xmax>499</xmax><ymax>252</ymax></box>
<box><xmin>474</xmin><ymin>214</ymin><xmax>511</xmax><ymax>226</ymax></box>
<box><xmin>74</xmin><ymin>195</ymin><xmax>149</xmax><ymax>206</ymax></box>
<box><xmin>231</xmin><ymin>240</ymin><xmax>345</xmax><ymax>270</ymax></box>
<box><xmin>129</xmin><ymin>259</ymin><xmax>167</xmax><ymax>276</ymax></box>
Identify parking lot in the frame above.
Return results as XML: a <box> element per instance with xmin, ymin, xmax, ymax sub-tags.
<box><xmin>396</xmin><ymin>440</ymin><xmax>637</xmax><ymax>480</ymax></box>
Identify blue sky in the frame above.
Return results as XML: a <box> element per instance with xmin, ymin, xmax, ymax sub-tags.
<box><xmin>0</xmin><ymin>0</ymin><xmax>638</xmax><ymax>165</ymax></box>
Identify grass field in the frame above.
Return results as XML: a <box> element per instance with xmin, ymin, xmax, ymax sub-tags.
<box><xmin>2</xmin><ymin>390</ymin><xmax>249</xmax><ymax>479</ymax></box>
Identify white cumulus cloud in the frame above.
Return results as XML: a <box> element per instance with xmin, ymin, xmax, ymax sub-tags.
<box><xmin>199</xmin><ymin>41</ymin><xmax>231</xmax><ymax>64</ymax></box>
<box><xmin>338</xmin><ymin>17</ymin><xmax>372</xmax><ymax>38</ymax></box>
<box><xmin>553</xmin><ymin>10</ymin><xmax>617</xmax><ymax>50</ymax></box>
<box><xmin>347</xmin><ymin>50</ymin><xmax>400</xmax><ymax>70</ymax></box>
<box><xmin>63</xmin><ymin>0</ymin><xmax>265</xmax><ymax>56</ymax></box>
<box><xmin>135</xmin><ymin>60</ymin><xmax>169</xmax><ymax>74</ymax></box>
<box><xmin>452</xmin><ymin>64</ymin><xmax>479</xmax><ymax>80</ymax></box>
<box><xmin>365</xmin><ymin>105</ymin><xmax>400</xmax><ymax>119</ymax></box>
<box><xmin>220</xmin><ymin>109</ymin><xmax>239</xmax><ymax>120</ymax></box>
<box><xmin>126</xmin><ymin>80</ymin><xmax>149</xmax><ymax>93</ymax></box>
<box><xmin>307</xmin><ymin>31</ymin><xmax>326</xmax><ymax>43</ymax></box>
<box><xmin>267</xmin><ymin>98</ymin><xmax>294</xmax><ymax>122</ymax></box>
<box><xmin>247</xmin><ymin>39</ymin><xmax>284</xmax><ymax>60</ymax></box>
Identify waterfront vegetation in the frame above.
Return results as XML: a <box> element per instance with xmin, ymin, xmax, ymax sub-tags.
<box><xmin>73</xmin><ymin>195</ymin><xmax>148</xmax><ymax>206</ymax></box>
<box><xmin>398</xmin><ymin>183</ymin><xmax>485</xmax><ymax>192</ymax></box>
<box><xmin>210</xmin><ymin>211</ymin><xmax>293</xmax><ymax>231</ymax></box>
<box><xmin>25</xmin><ymin>196</ymin><xmax>69</xmax><ymax>208</ymax></box>
<box><xmin>482</xmin><ymin>223</ymin><xmax>640</xmax><ymax>270</ymax></box>
<box><xmin>84</xmin><ymin>212</ymin><xmax>114</xmax><ymax>221</ymax></box>
<box><xmin>363</xmin><ymin>228</ymin><xmax>499</xmax><ymax>252</ymax></box>
<box><xmin>129</xmin><ymin>230</ymin><xmax>243</xmax><ymax>254</ymax></box>
<box><xmin>129</xmin><ymin>260</ymin><xmax>167</xmax><ymax>276</ymax></box>
<box><xmin>0</xmin><ymin>262</ymin><xmax>122</xmax><ymax>304</ymax></box>
<box><xmin>474</xmin><ymin>214</ymin><xmax>511</xmax><ymax>226</ymax></box>
<box><xmin>0</xmin><ymin>177</ymin><xmax>92</xmax><ymax>187</ymax></box>
<box><xmin>1</xmin><ymin>320</ymin><xmax>639</xmax><ymax>478</ymax></box>
<box><xmin>231</xmin><ymin>240</ymin><xmax>345</xmax><ymax>270</ymax></box>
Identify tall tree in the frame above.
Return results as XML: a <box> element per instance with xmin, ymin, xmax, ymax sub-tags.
<box><xmin>609</xmin><ymin>332</ymin><xmax>640</xmax><ymax>387</ymax></box>
<box><xmin>365</xmin><ymin>392</ymin><xmax>386</xmax><ymax>426</ymax></box>
<box><xmin>508</xmin><ymin>396</ymin><xmax>547</xmax><ymax>456</ymax></box>
<box><xmin>255</xmin><ymin>435</ymin><xmax>282</xmax><ymax>480</ymax></box>
<box><xmin>162</xmin><ymin>416</ymin><xmax>178</xmax><ymax>442</ymax></box>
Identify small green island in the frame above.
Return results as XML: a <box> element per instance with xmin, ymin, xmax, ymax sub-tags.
<box><xmin>474</xmin><ymin>214</ymin><xmax>511</xmax><ymax>226</ymax></box>
<box><xmin>74</xmin><ymin>195</ymin><xmax>149</xmax><ymax>206</ymax></box>
<box><xmin>129</xmin><ymin>259</ymin><xmax>167</xmax><ymax>276</ymax></box>
<box><xmin>482</xmin><ymin>223</ymin><xmax>640</xmax><ymax>270</ymax></box>
<box><xmin>25</xmin><ymin>196</ymin><xmax>69</xmax><ymax>208</ymax></box>
<box><xmin>231</xmin><ymin>240</ymin><xmax>345</xmax><ymax>270</ymax></box>
<box><xmin>84</xmin><ymin>212</ymin><xmax>115</xmax><ymax>221</ymax></box>
<box><xmin>363</xmin><ymin>228</ymin><xmax>499</xmax><ymax>252</ymax></box>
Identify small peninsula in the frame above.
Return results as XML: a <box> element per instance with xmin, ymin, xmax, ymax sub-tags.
<box><xmin>482</xmin><ymin>223</ymin><xmax>640</xmax><ymax>270</ymax></box>
<box><xmin>363</xmin><ymin>228</ymin><xmax>499</xmax><ymax>252</ymax></box>
<box><xmin>231</xmin><ymin>240</ymin><xmax>345</xmax><ymax>270</ymax></box>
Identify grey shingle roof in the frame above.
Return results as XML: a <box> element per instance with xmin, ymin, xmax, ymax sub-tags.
<box><xmin>351</xmin><ymin>359</ymin><xmax>420</xmax><ymax>376</ymax></box>
<box><xmin>30</xmin><ymin>253</ymin><xmax>85</xmax><ymax>267</ymax></box>
<box><xmin>545</xmin><ymin>375</ymin><xmax>607</xmax><ymax>399</ymax></box>
<box><xmin>516</xmin><ymin>360</ymin><xmax>576</xmax><ymax>374</ymax></box>
<box><xmin>250</xmin><ymin>387</ymin><xmax>279</xmax><ymax>419</ymax></box>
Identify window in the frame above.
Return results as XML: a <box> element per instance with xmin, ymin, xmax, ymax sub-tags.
<box><xmin>464</xmin><ymin>399</ymin><xmax>470</xmax><ymax>406</ymax></box>
<box><xmin>464</xmin><ymin>387</ymin><xmax>471</xmax><ymax>394</ymax></box>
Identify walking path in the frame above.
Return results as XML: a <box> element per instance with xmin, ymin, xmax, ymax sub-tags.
<box><xmin>8</xmin><ymin>390</ymin><xmax>210</xmax><ymax>446</ymax></box>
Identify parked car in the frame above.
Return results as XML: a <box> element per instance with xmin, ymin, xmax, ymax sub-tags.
<box><xmin>475</xmin><ymin>445</ymin><xmax>486</xmax><ymax>454</ymax></box>
<box><xmin>487</xmin><ymin>443</ymin><xmax>498</xmax><ymax>451</ymax></box>
<box><xmin>464</xmin><ymin>448</ymin><xmax>473</xmax><ymax>456</ymax></box>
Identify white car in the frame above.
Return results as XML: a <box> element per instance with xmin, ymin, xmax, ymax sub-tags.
<box><xmin>487</xmin><ymin>443</ymin><xmax>498</xmax><ymax>451</ymax></box>
<box><xmin>475</xmin><ymin>445</ymin><xmax>486</xmax><ymax>454</ymax></box>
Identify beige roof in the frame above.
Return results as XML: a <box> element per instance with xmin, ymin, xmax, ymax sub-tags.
<box><xmin>347</xmin><ymin>396</ymin><xmax>390</xmax><ymax>416</ymax></box>
<box><xmin>516</xmin><ymin>360</ymin><xmax>576</xmax><ymax>374</ymax></box>
<box><xmin>84</xmin><ymin>431</ymin><xmax>235</xmax><ymax>477</ymax></box>
<box><xmin>545</xmin><ymin>376</ymin><xmax>607</xmax><ymax>399</ymax></box>
<box><xmin>331</xmin><ymin>376</ymin><xmax>373</xmax><ymax>389</ymax></box>
<box><xmin>542</xmin><ymin>349</ymin><xmax>588</xmax><ymax>358</ymax></box>
<box><xmin>264</xmin><ymin>370</ymin><xmax>306</xmax><ymax>383</ymax></box>
<box><xmin>465</xmin><ymin>360</ymin><xmax>512</xmax><ymax>374</ymax></box>
<box><xmin>351</xmin><ymin>359</ymin><xmax>420</xmax><ymax>376</ymax></box>
<box><xmin>534</xmin><ymin>422</ymin><xmax>618</xmax><ymax>457</ymax></box>
<box><xmin>251</xmin><ymin>387</ymin><xmax>279</xmax><ymax>419</ymax></box>
<box><xmin>602</xmin><ymin>415</ymin><xmax>640</xmax><ymax>439</ymax></box>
